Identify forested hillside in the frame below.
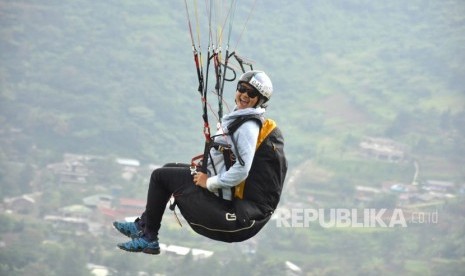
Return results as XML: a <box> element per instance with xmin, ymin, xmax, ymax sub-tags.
<box><xmin>1</xmin><ymin>0</ymin><xmax>464</xmax><ymax>275</ymax></box>
<box><xmin>1</xmin><ymin>0</ymin><xmax>464</xmax><ymax>166</ymax></box>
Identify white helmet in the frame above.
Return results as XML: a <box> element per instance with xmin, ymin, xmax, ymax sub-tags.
<box><xmin>238</xmin><ymin>70</ymin><xmax>273</xmax><ymax>104</ymax></box>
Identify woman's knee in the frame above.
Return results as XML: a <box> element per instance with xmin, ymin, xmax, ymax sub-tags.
<box><xmin>151</xmin><ymin>167</ymin><xmax>161</xmax><ymax>178</ymax></box>
<box><xmin>149</xmin><ymin>167</ymin><xmax>191</xmax><ymax>193</ymax></box>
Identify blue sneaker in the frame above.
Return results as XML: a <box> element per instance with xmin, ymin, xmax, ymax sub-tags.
<box><xmin>113</xmin><ymin>220</ymin><xmax>142</xmax><ymax>239</ymax></box>
<box><xmin>117</xmin><ymin>236</ymin><xmax>160</xmax><ymax>255</ymax></box>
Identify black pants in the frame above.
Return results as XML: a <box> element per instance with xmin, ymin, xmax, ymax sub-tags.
<box><xmin>141</xmin><ymin>163</ymin><xmax>271</xmax><ymax>243</ymax></box>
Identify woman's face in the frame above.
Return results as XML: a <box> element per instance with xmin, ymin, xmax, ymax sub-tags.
<box><xmin>235</xmin><ymin>83</ymin><xmax>260</xmax><ymax>109</ymax></box>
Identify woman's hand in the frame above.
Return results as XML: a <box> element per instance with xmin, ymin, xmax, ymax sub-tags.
<box><xmin>193</xmin><ymin>172</ymin><xmax>208</xmax><ymax>188</ymax></box>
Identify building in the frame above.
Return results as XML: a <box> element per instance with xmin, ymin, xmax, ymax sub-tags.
<box><xmin>422</xmin><ymin>180</ymin><xmax>455</xmax><ymax>193</ymax></box>
<box><xmin>3</xmin><ymin>194</ymin><xmax>37</xmax><ymax>215</ymax></box>
<box><xmin>359</xmin><ymin>137</ymin><xmax>407</xmax><ymax>162</ymax></box>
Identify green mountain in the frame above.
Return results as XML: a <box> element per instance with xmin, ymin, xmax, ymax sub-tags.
<box><xmin>1</xmin><ymin>0</ymin><xmax>464</xmax><ymax>275</ymax></box>
<box><xmin>1</xmin><ymin>0</ymin><xmax>464</xmax><ymax>167</ymax></box>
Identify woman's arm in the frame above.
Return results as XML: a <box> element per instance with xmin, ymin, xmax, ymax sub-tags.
<box><xmin>205</xmin><ymin>120</ymin><xmax>260</xmax><ymax>191</ymax></box>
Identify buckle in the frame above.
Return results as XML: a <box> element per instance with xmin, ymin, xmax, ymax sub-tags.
<box><xmin>190</xmin><ymin>165</ymin><xmax>197</xmax><ymax>175</ymax></box>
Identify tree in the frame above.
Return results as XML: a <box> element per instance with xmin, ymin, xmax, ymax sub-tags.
<box><xmin>55</xmin><ymin>243</ymin><xmax>90</xmax><ymax>276</ymax></box>
<box><xmin>385</xmin><ymin>111</ymin><xmax>412</xmax><ymax>137</ymax></box>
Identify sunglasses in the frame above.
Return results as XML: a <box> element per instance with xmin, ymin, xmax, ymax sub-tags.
<box><xmin>237</xmin><ymin>83</ymin><xmax>260</xmax><ymax>98</ymax></box>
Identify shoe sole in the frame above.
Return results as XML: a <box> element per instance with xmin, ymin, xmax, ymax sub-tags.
<box><xmin>143</xmin><ymin>248</ymin><xmax>161</xmax><ymax>255</ymax></box>
<box><xmin>117</xmin><ymin>245</ymin><xmax>160</xmax><ymax>255</ymax></box>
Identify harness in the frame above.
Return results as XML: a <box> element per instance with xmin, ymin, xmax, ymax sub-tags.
<box><xmin>220</xmin><ymin>115</ymin><xmax>262</xmax><ymax>200</ymax></box>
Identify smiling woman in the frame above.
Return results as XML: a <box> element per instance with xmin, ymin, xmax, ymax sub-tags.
<box><xmin>113</xmin><ymin>70</ymin><xmax>287</xmax><ymax>252</ymax></box>
<box><xmin>236</xmin><ymin>80</ymin><xmax>259</xmax><ymax>109</ymax></box>
<box><xmin>235</xmin><ymin>82</ymin><xmax>260</xmax><ymax>109</ymax></box>
<box><xmin>235</xmin><ymin>70</ymin><xmax>273</xmax><ymax>109</ymax></box>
